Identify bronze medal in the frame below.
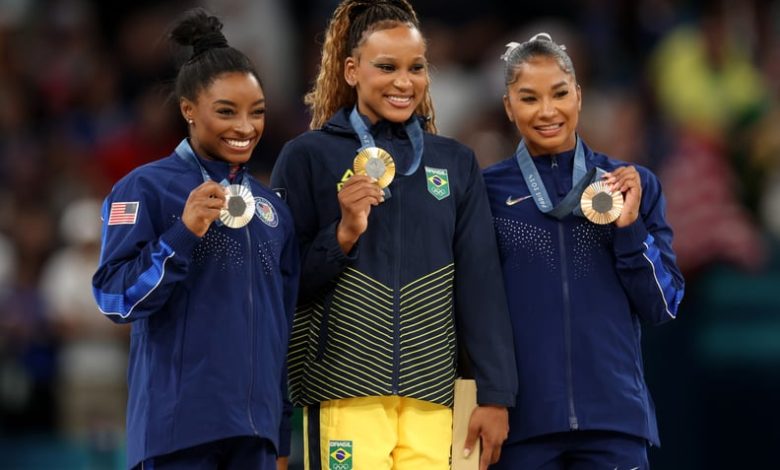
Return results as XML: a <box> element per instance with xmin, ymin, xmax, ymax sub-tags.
<box><xmin>580</xmin><ymin>180</ymin><xmax>623</xmax><ymax>225</ymax></box>
<box><xmin>353</xmin><ymin>147</ymin><xmax>396</xmax><ymax>189</ymax></box>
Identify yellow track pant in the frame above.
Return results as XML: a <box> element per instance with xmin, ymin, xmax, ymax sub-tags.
<box><xmin>303</xmin><ymin>396</ymin><xmax>452</xmax><ymax>470</ymax></box>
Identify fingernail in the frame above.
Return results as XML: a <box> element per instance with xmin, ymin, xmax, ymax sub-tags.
<box><xmin>463</xmin><ymin>448</ymin><xmax>471</xmax><ymax>458</ymax></box>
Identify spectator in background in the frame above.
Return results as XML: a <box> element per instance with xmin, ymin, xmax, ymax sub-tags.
<box><xmin>0</xmin><ymin>204</ymin><xmax>57</xmax><ymax>434</ymax></box>
<box><xmin>91</xmin><ymin>9</ymin><xmax>299</xmax><ymax>470</ymax></box>
<box><xmin>649</xmin><ymin>0</ymin><xmax>769</xmax><ymax>276</ymax></box>
<box><xmin>40</xmin><ymin>198</ymin><xmax>128</xmax><ymax>452</ymax></box>
<box><xmin>483</xmin><ymin>33</ymin><xmax>684</xmax><ymax>469</ymax></box>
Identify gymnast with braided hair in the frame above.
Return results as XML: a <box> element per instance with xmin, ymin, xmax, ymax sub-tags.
<box><xmin>271</xmin><ymin>1</ymin><xmax>517</xmax><ymax>469</ymax></box>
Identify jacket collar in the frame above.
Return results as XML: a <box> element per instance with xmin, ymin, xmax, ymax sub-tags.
<box><xmin>321</xmin><ymin>107</ymin><xmax>427</xmax><ymax>140</ymax></box>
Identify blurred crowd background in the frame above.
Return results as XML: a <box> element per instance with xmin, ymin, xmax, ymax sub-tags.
<box><xmin>0</xmin><ymin>0</ymin><xmax>779</xmax><ymax>468</ymax></box>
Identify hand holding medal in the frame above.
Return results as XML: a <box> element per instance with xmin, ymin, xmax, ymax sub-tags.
<box><xmin>182</xmin><ymin>180</ymin><xmax>228</xmax><ymax>237</ymax></box>
<box><xmin>339</xmin><ymin>107</ymin><xmax>421</xmax><ymax>253</ymax></box>
<box><xmin>336</xmin><ymin>174</ymin><xmax>385</xmax><ymax>254</ymax></box>
<box><xmin>588</xmin><ymin>166</ymin><xmax>642</xmax><ymax>227</ymax></box>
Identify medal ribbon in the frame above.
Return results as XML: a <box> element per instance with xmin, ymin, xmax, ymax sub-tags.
<box><xmin>349</xmin><ymin>106</ymin><xmax>424</xmax><ymax>177</ymax></box>
<box><xmin>514</xmin><ymin>136</ymin><xmax>601</xmax><ymax>220</ymax></box>
<box><xmin>175</xmin><ymin>139</ymin><xmax>253</xmax><ymax>226</ymax></box>
<box><xmin>176</xmin><ymin>139</ymin><xmax>251</xmax><ymax>190</ymax></box>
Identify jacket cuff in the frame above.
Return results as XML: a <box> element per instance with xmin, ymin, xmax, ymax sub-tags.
<box><xmin>160</xmin><ymin>220</ymin><xmax>202</xmax><ymax>259</ymax></box>
<box><xmin>477</xmin><ymin>388</ymin><xmax>516</xmax><ymax>408</ymax></box>
<box><xmin>277</xmin><ymin>421</ymin><xmax>292</xmax><ymax>457</ymax></box>
<box><xmin>612</xmin><ymin>219</ymin><xmax>649</xmax><ymax>257</ymax></box>
<box><xmin>320</xmin><ymin>220</ymin><xmax>359</xmax><ymax>264</ymax></box>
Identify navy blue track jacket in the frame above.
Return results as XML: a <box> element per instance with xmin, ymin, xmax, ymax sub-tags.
<box><xmin>92</xmin><ymin>140</ymin><xmax>299</xmax><ymax>469</ymax></box>
<box><xmin>483</xmin><ymin>140</ymin><xmax>684</xmax><ymax>446</ymax></box>
<box><xmin>271</xmin><ymin>108</ymin><xmax>517</xmax><ymax>408</ymax></box>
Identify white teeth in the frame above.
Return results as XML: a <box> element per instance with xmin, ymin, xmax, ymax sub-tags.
<box><xmin>225</xmin><ymin>138</ymin><xmax>251</xmax><ymax>148</ymax></box>
<box><xmin>537</xmin><ymin>124</ymin><xmax>561</xmax><ymax>130</ymax></box>
<box><xmin>387</xmin><ymin>96</ymin><xmax>412</xmax><ymax>104</ymax></box>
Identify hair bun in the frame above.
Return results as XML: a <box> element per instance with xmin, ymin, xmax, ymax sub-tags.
<box><xmin>529</xmin><ymin>32</ymin><xmax>553</xmax><ymax>43</ymax></box>
<box><xmin>528</xmin><ymin>32</ymin><xmax>566</xmax><ymax>51</ymax></box>
<box><xmin>192</xmin><ymin>31</ymin><xmax>229</xmax><ymax>57</ymax></box>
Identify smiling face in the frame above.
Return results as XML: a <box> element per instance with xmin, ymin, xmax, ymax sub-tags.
<box><xmin>503</xmin><ymin>55</ymin><xmax>581</xmax><ymax>156</ymax></box>
<box><xmin>180</xmin><ymin>71</ymin><xmax>265</xmax><ymax>164</ymax></box>
<box><xmin>344</xmin><ymin>24</ymin><xmax>428</xmax><ymax>124</ymax></box>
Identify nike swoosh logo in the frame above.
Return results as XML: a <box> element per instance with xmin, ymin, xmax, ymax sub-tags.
<box><xmin>506</xmin><ymin>195</ymin><xmax>533</xmax><ymax>206</ymax></box>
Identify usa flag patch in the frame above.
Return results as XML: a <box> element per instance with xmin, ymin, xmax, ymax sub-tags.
<box><xmin>108</xmin><ymin>202</ymin><xmax>139</xmax><ymax>225</ymax></box>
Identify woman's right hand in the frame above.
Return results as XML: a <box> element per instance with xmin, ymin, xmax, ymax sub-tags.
<box><xmin>181</xmin><ymin>181</ymin><xmax>226</xmax><ymax>237</ymax></box>
<box><xmin>336</xmin><ymin>174</ymin><xmax>384</xmax><ymax>254</ymax></box>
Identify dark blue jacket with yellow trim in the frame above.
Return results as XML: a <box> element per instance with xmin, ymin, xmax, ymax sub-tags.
<box><xmin>92</xmin><ymin>139</ymin><xmax>299</xmax><ymax>469</ymax></box>
<box><xmin>270</xmin><ymin>108</ymin><xmax>517</xmax><ymax>408</ymax></box>
<box><xmin>483</xmin><ymin>140</ymin><xmax>685</xmax><ymax>446</ymax></box>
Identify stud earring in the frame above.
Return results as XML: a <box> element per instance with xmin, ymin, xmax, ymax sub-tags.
<box><xmin>187</xmin><ymin>119</ymin><xmax>194</xmax><ymax>125</ymax></box>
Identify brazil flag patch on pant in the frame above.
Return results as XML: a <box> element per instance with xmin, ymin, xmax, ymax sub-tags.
<box><xmin>329</xmin><ymin>440</ymin><xmax>353</xmax><ymax>470</ymax></box>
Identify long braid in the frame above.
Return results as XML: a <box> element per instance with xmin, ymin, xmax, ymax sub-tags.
<box><xmin>303</xmin><ymin>1</ymin><xmax>356</xmax><ymax>130</ymax></box>
<box><xmin>304</xmin><ymin>0</ymin><xmax>437</xmax><ymax>133</ymax></box>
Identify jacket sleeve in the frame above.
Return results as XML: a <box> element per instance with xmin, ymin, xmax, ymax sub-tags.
<box><xmin>612</xmin><ymin>169</ymin><xmax>685</xmax><ymax>325</ymax></box>
<box><xmin>270</xmin><ymin>139</ymin><xmax>357</xmax><ymax>303</ymax></box>
<box><xmin>92</xmin><ymin>177</ymin><xmax>201</xmax><ymax>323</ymax></box>
<box><xmin>454</xmin><ymin>151</ymin><xmax>518</xmax><ymax>407</ymax></box>
<box><xmin>277</xmin><ymin>209</ymin><xmax>300</xmax><ymax>457</ymax></box>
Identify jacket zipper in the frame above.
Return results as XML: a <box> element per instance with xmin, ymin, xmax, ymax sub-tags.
<box><xmin>392</xmin><ymin>182</ymin><xmax>402</xmax><ymax>394</ymax></box>
<box><xmin>551</xmin><ymin>155</ymin><xmax>563</xmax><ymax>196</ymax></box>
<box><xmin>245</xmin><ymin>224</ymin><xmax>259</xmax><ymax>435</ymax></box>
<box><xmin>551</xmin><ymin>157</ymin><xmax>578</xmax><ymax>429</ymax></box>
<box><xmin>559</xmin><ymin>219</ymin><xmax>578</xmax><ymax>430</ymax></box>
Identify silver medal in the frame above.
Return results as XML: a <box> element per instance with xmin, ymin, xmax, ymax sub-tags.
<box><xmin>220</xmin><ymin>184</ymin><xmax>255</xmax><ymax>228</ymax></box>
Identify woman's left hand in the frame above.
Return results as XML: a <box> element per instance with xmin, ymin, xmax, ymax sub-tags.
<box><xmin>604</xmin><ymin>166</ymin><xmax>642</xmax><ymax>228</ymax></box>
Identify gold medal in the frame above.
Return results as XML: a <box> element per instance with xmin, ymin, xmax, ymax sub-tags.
<box><xmin>580</xmin><ymin>180</ymin><xmax>623</xmax><ymax>225</ymax></box>
<box><xmin>220</xmin><ymin>184</ymin><xmax>255</xmax><ymax>228</ymax></box>
<box><xmin>353</xmin><ymin>147</ymin><xmax>395</xmax><ymax>188</ymax></box>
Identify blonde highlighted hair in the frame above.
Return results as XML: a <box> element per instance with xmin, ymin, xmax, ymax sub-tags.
<box><xmin>304</xmin><ymin>0</ymin><xmax>437</xmax><ymax>133</ymax></box>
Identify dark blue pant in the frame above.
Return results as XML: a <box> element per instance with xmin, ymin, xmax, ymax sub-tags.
<box><xmin>136</xmin><ymin>436</ymin><xmax>276</xmax><ymax>470</ymax></box>
<box><xmin>493</xmin><ymin>430</ymin><xmax>649</xmax><ymax>470</ymax></box>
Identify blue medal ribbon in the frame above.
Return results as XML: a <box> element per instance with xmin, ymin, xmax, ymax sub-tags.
<box><xmin>514</xmin><ymin>136</ymin><xmax>602</xmax><ymax>220</ymax></box>
<box><xmin>175</xmin><ymin>139</ymin><xmax>253</xmax><ymax>226</ymax></box>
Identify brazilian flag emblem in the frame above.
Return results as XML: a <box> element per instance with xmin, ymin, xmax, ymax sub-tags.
<box><xmin>425</xmin><ymin>166</ymin><xmax>450</xmax><ymax>200</ymax></box>
<box><xmin>329</xmin><ymin>440</ymin><xmax>353</xmax><ymax>470</ymax></box>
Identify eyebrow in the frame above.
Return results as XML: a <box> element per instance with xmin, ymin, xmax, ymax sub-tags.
<box><xmin>369</xmin><ymin>55</ymin><xmax>426</xmax><ymax>63</ymax></box>
<box><xmin>213</xmin><ymin>99</ymin><xmax>266</xmax><ymax>106</ymax></box>
<box><xmin>517</xmin><ymin>81</ymin><xmax>569</xmax><ymax>94</ymax></box>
